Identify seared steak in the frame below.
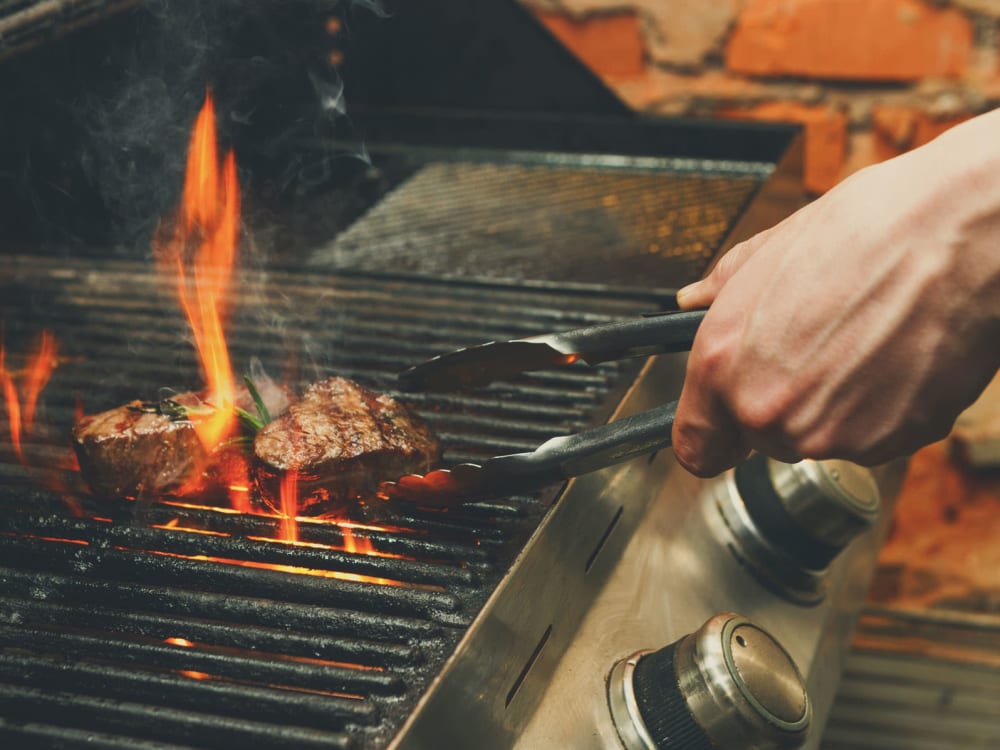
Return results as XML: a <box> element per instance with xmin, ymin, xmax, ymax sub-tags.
<box><xmin>254</xmin><ymin>376</ymin><xmax>440</xmax><ymax>513</ymax></box>
<box><xmin>73</xmin><ymin>380</ymin><xmax>291</xmax><ymax>499</ymax></box>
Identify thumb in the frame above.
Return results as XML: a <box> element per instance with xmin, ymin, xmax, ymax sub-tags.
<box><xmin>676</xmin><ymin>233</ymin><xmax>766</xmax><ymax>310</ymax></box>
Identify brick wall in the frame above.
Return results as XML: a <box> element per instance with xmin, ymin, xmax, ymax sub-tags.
<box><xmin>523</xmin><ymin>0</ymin><xmax>1000</xmax><ymax>194</ymax></box>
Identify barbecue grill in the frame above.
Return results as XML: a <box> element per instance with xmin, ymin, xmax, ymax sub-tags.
<box><xmin>0</xmin><ymin>2</ymin><xmax>902</xmax><ymax>749</ymax></box>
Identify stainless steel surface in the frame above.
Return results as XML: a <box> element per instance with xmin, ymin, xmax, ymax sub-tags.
<box><xmin>674</xmin><ymin>614</ymin><xmax>809</xmax><ymax>750</ymax></box>
<box><xmin>715</xmin><ymin>467</ymin><xmax>828</xmax><ymax>604</ymax></box>
<box><xmin>388</xmin><ymin>353</ymin><xmax>688</xmax><ymax>749</ymax></box>
<box><xmin>608</xmin><ymin>651</ymin><xmax>656</xmax><ymax>750</ymax></box>
<box><xmin>511</xmin><ymin>453</ymin><xmax>904</xmax><ymax>750</ymax></box>
<box><xmin>715</xmin><ymin>458</ymin><xmax>882</xmax><ymax>604</ymax></box>
<box><xmin>769</xmin><ymin>460</ymin><xmax>881</xmax><ymax>548</ymax></box>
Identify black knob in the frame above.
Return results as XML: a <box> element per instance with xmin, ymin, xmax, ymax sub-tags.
<box><xmin>734</xmin><ymin>454</ymin><xmax>880</xmax><ymax>570</ymax></box>
<box><xmin>609</xmin><ymin>614</ymin><xmax>811</xmax><ymax>750</ymax></box>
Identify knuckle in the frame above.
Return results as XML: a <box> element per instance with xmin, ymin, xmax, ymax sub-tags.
<box><xmin>732</xmin><ymin>397</ymin><xmax>784</xmax><ymax>435</ymax></box>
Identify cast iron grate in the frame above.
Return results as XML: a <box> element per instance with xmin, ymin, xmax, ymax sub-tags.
<box><xmin>310</xmin><ymin>159</ymin><xmax>763</xmax><ymax>288</ymax></box>
<box><xmin>0</xmin><ymin>255</ymin><xmax>669</xmax><ymax>749</ymax></box>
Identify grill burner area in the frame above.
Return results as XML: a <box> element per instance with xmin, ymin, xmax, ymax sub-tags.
<box><xmin>0</xmin><ymin>255</ymin><xmax>665</xmax><ymax>749</ymax></box>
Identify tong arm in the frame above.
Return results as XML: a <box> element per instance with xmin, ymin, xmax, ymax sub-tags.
<box><xmin>533</xmin><ymin>310</ymin><xmax>704</xmax><ymax>366</ymax></box>
<box><xmin>391</xmin><ymin>401</ymin><xmax>678</xmax><ymax>503</ymax></box>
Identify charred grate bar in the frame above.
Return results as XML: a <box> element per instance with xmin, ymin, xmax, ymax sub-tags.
<box><xmin>0</xmin><ymin>255</ymin><xmax>669</xmax><ymax>748</ymax></box>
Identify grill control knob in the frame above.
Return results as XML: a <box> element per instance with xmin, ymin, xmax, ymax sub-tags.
<box><xmin>715</xmin><ymin>454</ymin><xmax>881</xmax><ymax>602</ymax></box>
<box><xmin>609</xmin><ymin>613</ymin><xmax>811</xmax><ymax>750</ymax></box>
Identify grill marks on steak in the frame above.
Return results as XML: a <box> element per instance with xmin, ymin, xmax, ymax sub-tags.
<box><xmin>254</xmin><ymin>377</ymin><xmax>440</xmax><ymax>513</ymax></box>
<box><xmin>72</xmin><ymin>392</ymin><xmax>209</xmax><ymax>499</ymax></box>
<box><xmin>72</xmin><ymin>380</ymin><xmax>292</xmax><ymax>500</ymax></box>
<box><xmin>72</xmin><ymin>375</ymin><xmax>441</xmax><ymax>512</ymax></box>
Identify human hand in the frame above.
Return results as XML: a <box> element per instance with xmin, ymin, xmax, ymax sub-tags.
<box><xmin>671</xmin><ymin>111</ymin><xmax>1000</xmax><ymax>477</ymax></box>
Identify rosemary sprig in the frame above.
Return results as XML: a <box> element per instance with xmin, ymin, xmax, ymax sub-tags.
<box><xmin>234</xmin><ymin>406</ymin><xmax>264</xmax><ymax>433</ymax></box>
<box><xmin>128</xmin><ymin>398</ymin><xmax>190</xmax><ymax>421</ymax></box>
<box><xmin>243</xmin><ymin>373</ymin><xmax>272</xmax><ymax>425</ymax></box>
<box><xmin>234</xmin><ymin>373</ymin><xmax>274</xmax><ymax>436</ymax></box>
<box><xmin>129</xmin><ymin>374</ymin><xmax>274</xmax><ymax>439</ymax></box>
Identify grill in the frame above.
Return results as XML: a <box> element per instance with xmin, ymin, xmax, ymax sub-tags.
<box><xmin>0</xmin><ymin>2</ymin><xmax>823</xmax><ymax>748</ymax></box>
<box><xmin>0</xmin><ymin>254</ymin><xmax>667</xmax><ymax>748</ymax></box>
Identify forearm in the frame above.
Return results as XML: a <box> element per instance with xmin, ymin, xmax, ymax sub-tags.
<box><xmin>909</xmin><ymin>109</ymin><xmax>1000</xmax><ymax>365</ymax></box>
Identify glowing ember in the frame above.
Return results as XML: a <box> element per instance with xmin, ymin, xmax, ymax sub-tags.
<box><xmin>155</xmin><ymin>90</ymin><xmax>241</xmax><ymax>454</ymax></box>
<box><xmin>165</xmin><ymin>637</ymin><xmax>195</xmax><ymax>647</ymax></box>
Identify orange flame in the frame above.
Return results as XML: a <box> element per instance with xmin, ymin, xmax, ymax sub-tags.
<box><xmin>157</xmin><ymin>91</ymin><xmax>240</xmax><ymax>452</ymax></box>
<box><xmin>278</xmin><ymin>470</ymin><xmax>299</xmax><ymax>544</ymax></box>
<box><xmin>1</xmin><ymin>330</ymin><xmax>59</xmax><ymax>463</ymax></box>
<box><xmin>342</xmin><ymin>525</ymin><xmax>376</xmax><ymax>556</ymax></box>
<box><xmin>22</xmin><ymin>330</ymin><xmax>58</xmax><ymax>433</ymax></box>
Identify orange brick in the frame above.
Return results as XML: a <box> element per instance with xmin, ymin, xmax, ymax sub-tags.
<box><xmin>726</xmin><ymin>0</ymin><xmax>973</xmax><ymax>81</ymax></box>
<box><xmin>720</xmin><ymin>101</ymin><xmax>847</xmax><ymax>193</ymax></box>
<box><xmin>871</xmin><ymin>106</ymin><xmax>971</xmax><ymax>160</ymax></box>
<box><xmin>535</xmin><ymin>11</ymin><xmax>646</xmax><ymax>80</ymax></box>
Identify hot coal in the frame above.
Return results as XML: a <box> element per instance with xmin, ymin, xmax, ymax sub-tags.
<box><xmin>254</xmin><ymin>377</ymin><xmax>440</xmax><ymax>515</ymax></box>
<box><xmin>72</xmin><ymin>380</ymin><xmax>291</xmax><ymax>500</ymax></box>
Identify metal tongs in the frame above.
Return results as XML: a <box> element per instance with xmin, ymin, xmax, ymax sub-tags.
<box><xmin>378</xmin><ymin>309</ymin><xmax>705</xmax><ymax>505</ymax></box>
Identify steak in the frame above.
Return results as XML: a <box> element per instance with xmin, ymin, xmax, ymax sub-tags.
<box><xmin>73</xmin><ymin>380</ymin><xmax>291</xmax><ymax>499</ymax></box>
<box><xmin>254</xmin><ymin>376</ymin><xmax>440</xmax><ymax>514</ymax></box>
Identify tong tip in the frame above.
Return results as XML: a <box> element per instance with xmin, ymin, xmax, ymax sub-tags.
<box><xmin>378</xmin><ymin>465</ymin><xmax>483</xmax><ymax>506</ymax></box>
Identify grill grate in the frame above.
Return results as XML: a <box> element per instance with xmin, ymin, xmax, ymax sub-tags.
<box><xmin>311</xmin><ymin>160</ymin><xmax>762</xmax><ymax>288</ymax></box>
<box><xmin>0</xmin><ymin>254</ymin><xmax>668</xmax><ymax>748</ymax></box>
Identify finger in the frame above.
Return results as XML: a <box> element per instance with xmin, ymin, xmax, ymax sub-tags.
<box><xmin>672</xmin><ymin>370</ymin><xmax>751</xmax><ymax>478</ymax></box>
<box><xmin>675</xmin><ymin>232</ymin><xmax>767</xmax><ymax>310</ymax></box>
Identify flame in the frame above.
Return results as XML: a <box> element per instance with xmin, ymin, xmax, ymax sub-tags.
<box><xmin>22</xmin><ymin>330</ymin><xmax>58</xmax><ymax>432</ymax></box>
<box><xmin>0</xmin><ymin>330</ymin><xmax>59</xmax><ymax>463</ymax></box>
<box><xmin>1</xmin><ymin>372</ymin><xmax>22</xmax><ymax>463</ymax></box>
<box><xmin>342</xmin><ymin>525</ymin><xmax>376</xmax><ymax>556</ymax></box>
<box><xmin>165</xmin><ymin>637</ymin><xmax>195</xmax><ymax>647</ymax></box>
<box><xmin>157</xmin><ymin>91</ymin><xmax>240</xmax><ymax>453</ymax></box>
<box><xmin>278</xmin><ymin>470</ymin><xmax>300</xmax><ymax>543</ymax></box>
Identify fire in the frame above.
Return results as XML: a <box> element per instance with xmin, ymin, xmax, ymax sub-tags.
<box><xmin>0</xmin><ymin>330</ymin><xmax>60</xmax><ymax>463</ymax></box>
<box><xmin>342</xmin><ymin>525</ymin><xmax>376</xmax><ymax>556</ymax></box>
<box><xmin>22</xmin><ymin>330</ymin><xmax>58</xmax><ymax>433</ymax></box>
<box><xmin>156</xmin><ymin>91</ymin><xmax>240</xmax><ymax>453</ymax></box>
<box><xmin>278</xmin><ymin>470</ymin><xmax>300</xmax><ymax>543</ymax></box>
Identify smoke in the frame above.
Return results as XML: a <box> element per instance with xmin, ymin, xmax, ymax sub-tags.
<box><xmin>347</xmin><ymin>0</ymin><xmax>390</xmax><ymax>18</ymax></box>
<box><xmin>0</xmin><ymin>0</ymin><xmax>388</xmax><ymax>253</ymax></box>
